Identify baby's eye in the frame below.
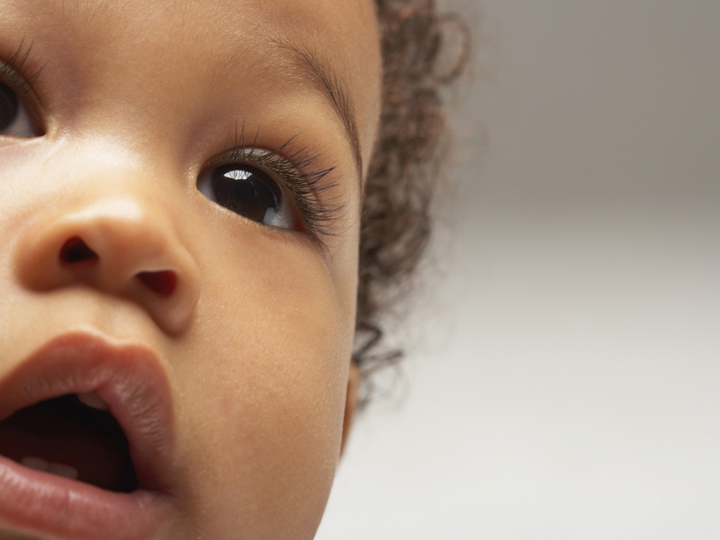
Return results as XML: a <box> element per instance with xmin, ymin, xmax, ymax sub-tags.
<box><xmin>0</xmin><ymin>81</ymin><xmax>37</xmax><ymax>138</ymax></box>
<box><xmin>197</xmin><ymin>163</ymin><xmax>297</xmax><ymax>229</ymax></box>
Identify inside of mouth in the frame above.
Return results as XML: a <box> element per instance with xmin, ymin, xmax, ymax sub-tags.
<box><xmin>0</xmin><ymin>394</ymin><xmax>139</xmax><ymax>493</ymax></box>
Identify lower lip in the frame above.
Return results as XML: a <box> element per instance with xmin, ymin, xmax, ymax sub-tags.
<box><xmin>0</xmin><ymin>454</ymin><xmax>174</xmax><ymax>540</ymax></box>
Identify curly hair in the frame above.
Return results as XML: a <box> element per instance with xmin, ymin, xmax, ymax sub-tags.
<box><xmin>354</xmin><ymin>0</ymin><xmax>469</xmax><ymax>405</ymax></box>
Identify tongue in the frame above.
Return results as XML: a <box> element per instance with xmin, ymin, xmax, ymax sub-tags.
<box><xmin>0</xmin><ymin>395</ymin><xmax>138</xmax><ymax>492</ymax></box>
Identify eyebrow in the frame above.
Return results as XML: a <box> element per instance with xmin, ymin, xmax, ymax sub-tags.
<box><xmin>266</xmin><ymin>39</ymin><xmax>364</xmax><ymax>185</ymax></box>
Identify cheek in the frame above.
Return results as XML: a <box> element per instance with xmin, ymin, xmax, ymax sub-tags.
<box><xmin>170</xmin><ymin>222</ymin><xmax>355</xmax><ymax>536</ymax></box>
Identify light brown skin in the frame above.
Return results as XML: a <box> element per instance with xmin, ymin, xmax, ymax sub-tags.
<box><xmin>0</xmin><ymin>0</ymin><xmax>381</xmax><ymax>538</ymax></box>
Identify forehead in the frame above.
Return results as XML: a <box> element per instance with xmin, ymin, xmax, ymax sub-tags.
<box><xmin>11</xmin><ymin>0</ymin><xmax>381</xmax><ymax>72</ymax></box>
<box><xmin>1</xmin><ymin>0</ymin><xmax>382</xmax><ymax>178</ymax></box>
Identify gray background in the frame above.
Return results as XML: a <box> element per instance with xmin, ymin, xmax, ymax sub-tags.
<box><xmin>317</xmin><ymin>1</ymin><xmax>720</xmax><ymax>538</ymax></box>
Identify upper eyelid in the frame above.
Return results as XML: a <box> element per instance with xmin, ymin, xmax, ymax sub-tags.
<box><xmin>0</xmin><ymin>39</ymin><xmax>45</xmax><ymax>94</ymax></box>
<box><xmin>0</xmin><ymin>62</ymin><xmax>33</xmax><ymax>95</ymax></box>
<box><xmin>204</xmin><ymin>145</ymin><xmax>276</xmax><ymax>170</ymax></box>
<box><xmin>205</xmin><ymin>145</ymin><xmax>300</xmax><ymax>179</ymax></box>
<box><xmin>202</xmin><ymin>138</ymin><xmax>326</xmax><ymax>202</ymax></box>
<box><xmin>208</xmin><ymin>128</ymin><xmax>299</xmax><ymax>170</ymax></box>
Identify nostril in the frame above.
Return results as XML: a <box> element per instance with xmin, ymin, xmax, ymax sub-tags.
<box><xmin>137</xmin><ymin>271</ymin><xmax>177</xmax><ymax>298</ymax></box>
<box><xmin>59</xmin><ymin>237</ymin><xmax>99</xmax><ymax>264</ymax></box>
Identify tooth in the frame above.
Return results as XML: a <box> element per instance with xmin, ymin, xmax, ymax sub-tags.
<box><xmin>48</xmin><ymin>462</ymin><xmax>79</xmax><ymax>480</ymax></box>
<box><xmin>20</xmin><ymin>456</ymin><xmax>49</xmax><ymax>472</ymax></box>
<box><xmin>77</xmin><ymin>392</ymin><xmax>109</xmax><ymax>410</ymax></box>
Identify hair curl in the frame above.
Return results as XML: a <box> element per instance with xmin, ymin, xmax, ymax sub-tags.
<box><xmin>353</xmin><ymin>0</ymin><xmax>469</xmax><ymax>405</ymax></box>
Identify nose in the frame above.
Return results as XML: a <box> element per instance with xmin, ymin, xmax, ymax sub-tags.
<box><xmin>13</xmin><ymin>197</ymin><xmax>201</xmax><ymax>334</ymax></box>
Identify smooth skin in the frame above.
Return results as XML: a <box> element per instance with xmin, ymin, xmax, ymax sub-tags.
<box><xmin>0</xmin><ymin>0</ymin><xmax>381</xmax><ymax>538</ymax></box>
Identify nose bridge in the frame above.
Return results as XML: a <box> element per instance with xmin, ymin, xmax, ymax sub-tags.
<box><xmin>13</xmin><ymin>166</ymin><xmax>201</xmax><ymax>335</ymax></box>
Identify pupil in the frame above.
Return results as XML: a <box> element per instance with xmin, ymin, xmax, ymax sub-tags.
<box><xmin>212</xmin><ymin>165</ymin><xmax>281</xmax><ymax>224</ymax></box>
<box><xmin>0</xmin><ymin>82</ymin><xmax>19</xmax><ymax>132</ymax></box>
<box><xmin>233</xmin><ymin>181</ymin><xmax>256</xmax><ymax>202</ymax></box>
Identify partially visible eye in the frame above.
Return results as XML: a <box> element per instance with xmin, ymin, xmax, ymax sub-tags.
<box><xmin>0</xmin><ymin>81</ymin><xmax>37</xmax><ymax>138</ymax></box>
<box><xmin>197</xmin><ymin>163</ymin><xmax>297</xmax><ymax>230</ymax></box>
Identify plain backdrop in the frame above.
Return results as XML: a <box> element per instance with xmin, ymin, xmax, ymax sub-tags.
<box><xmin>316</xmin><ymin>1</ymin><xmax>720</xmax><ymax>538</ymax></box>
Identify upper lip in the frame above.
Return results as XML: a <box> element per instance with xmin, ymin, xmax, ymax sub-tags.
<box><xmin>0</xmin><ymin>329</ymin><xmax>176</xmax><ymax>490</ymax></box>
<box><xmin>0</xmin><ymin>331</ymin><xmax>178</xmax><ymax>540</ymax></box>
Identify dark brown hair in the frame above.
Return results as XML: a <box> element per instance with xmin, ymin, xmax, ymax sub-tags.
<box><xmin>354</xmin><ymin>0</ymin><xmax>469</xmax><ymax>404</ymax></box>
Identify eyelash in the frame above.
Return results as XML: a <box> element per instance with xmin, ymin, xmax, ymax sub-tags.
<box><xmin>2</xmin><ymin>41</ymin><xmax>346</xmax><ymax>245</ymax></box>
<box><xmin>0</xmin><ymin>38</ymin><xmax>46</xmax><ymax>136</ymax></box>
<box><xmin>208</xmin><ymin>127</ymin><xmax>347</xmax><ymax>243</ymax></box>
<box><xmin>1</xmin><ymin>38</ymin><xmax>44</xmax><ymax>95</ymax></box>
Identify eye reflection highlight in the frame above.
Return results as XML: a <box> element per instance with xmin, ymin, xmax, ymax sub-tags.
<box><xmin>198</xmin><ymin>163</ymin><xmax>295</xmax><ymax>229</ymax></box>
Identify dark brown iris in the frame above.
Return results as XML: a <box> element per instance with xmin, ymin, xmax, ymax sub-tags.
<box><xmin>0</xmin><ymin>82</ymin><xmax>19</xmax><ymax>132</ymax></box>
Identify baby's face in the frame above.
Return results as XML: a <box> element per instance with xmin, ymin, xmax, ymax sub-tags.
<box><xmin>0</xmin><ymin>0</ymin><xmax>381</xmax><ymax>538</ymax></box>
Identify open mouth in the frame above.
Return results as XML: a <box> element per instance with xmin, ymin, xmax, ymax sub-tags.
<box><xmin>0</xmin><ymin>393</ymin><xmax>139</xmax><ymax>493</ymax></box>
<box><xmin>0</xmin><ymin>332</ymin><xmax>176</xmax><ymax>540</ymax></box>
